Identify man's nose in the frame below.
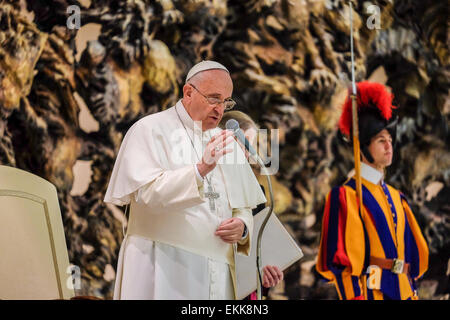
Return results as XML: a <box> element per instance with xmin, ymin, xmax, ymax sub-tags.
<box><xmin>386</xmin><ymin>141</ymin><xmax>392</xmax><ymax>150</ymax></box>
<box><xmin>213</xmin><ymin>105</ymin><xmax>225</xmax><ymax>114</ymax></box>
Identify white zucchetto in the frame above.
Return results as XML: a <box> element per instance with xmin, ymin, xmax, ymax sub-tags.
<box><xmin>185</xmin><ymin>60</ymin><xmax>229</xmax><ymax>83</ymax></box>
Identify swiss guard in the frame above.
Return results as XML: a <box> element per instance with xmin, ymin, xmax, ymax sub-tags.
<box><xmin>316</xmin><ymin>81</ymin><xmax>429</xmax><ymax>300</ymax></box>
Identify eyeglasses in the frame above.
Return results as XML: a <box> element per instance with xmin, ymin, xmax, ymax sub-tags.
<box><xmin>189</xmin><ymin>83</ymin><xmax>236</xmax><ymax>111</ymax></box>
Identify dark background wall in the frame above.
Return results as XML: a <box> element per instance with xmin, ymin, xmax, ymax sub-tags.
<box><xmin>0</xmin><ymin>0</ymin><xmax>448</xmax><ymax>299</ymax></box>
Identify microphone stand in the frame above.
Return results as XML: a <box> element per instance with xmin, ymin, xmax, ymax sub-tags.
<box><xmin>253</xmin><ymin>155</ymin><xmax>274</xmax><ymax>300</ymax></box>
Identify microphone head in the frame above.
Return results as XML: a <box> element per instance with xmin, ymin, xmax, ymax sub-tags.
<box><xmin>225</xmin><ymin>119</ymin><xmax>240</xmax><ymax>132</ymax></box>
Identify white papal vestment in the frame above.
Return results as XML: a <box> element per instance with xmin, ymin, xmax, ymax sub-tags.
<box><xmin>104</xmin><ymin>100</ymin><xmax>266</xmax><ymax>299</ymax></box>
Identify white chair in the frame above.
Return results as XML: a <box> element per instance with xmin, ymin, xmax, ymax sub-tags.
<box><xmin>0</xmin><ymin>165</ymin><xmax>74</xmax><ymax>299</ymax></box>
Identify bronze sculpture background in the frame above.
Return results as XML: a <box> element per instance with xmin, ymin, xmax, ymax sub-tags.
<box><xmin>0</xmin><ymin>0</ymin><xmax>448</xmax><ymax>299</ymax></box>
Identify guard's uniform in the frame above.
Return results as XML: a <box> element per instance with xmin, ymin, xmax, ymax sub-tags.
<box><xmin>317</xmin><ymin>165</ymin><xmax>428</xmax><ymax>299</ymax></box>
<box><xmin>316</xmin><ymin>82</ymin><xmax>429</xmax><ymax>300</ymax></box>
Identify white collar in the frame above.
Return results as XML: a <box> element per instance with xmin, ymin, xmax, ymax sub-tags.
<box><xmin>360</xmin><ymin>162</ymin><xmax>384</xmax><ymax>185</ymax></box>
<box><xmin>348</xmin><ymin>162</ymin><xmax>384</xmax><ymax>185</ymax></box>
<box><xmin>175</xmin><ymin>100</ymin><xmax>216</xmax><ymax>142</ymax></box>
<box><xmin>175</xmin><ymin>100</ymin><xmax>197</xmax><ymax>131</ymax></box>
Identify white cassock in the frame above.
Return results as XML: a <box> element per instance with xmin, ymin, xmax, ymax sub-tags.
<box><xmin>104</xmin><ymin>100</ymin><xmax>266</xmax><ymax>299</ymax></box>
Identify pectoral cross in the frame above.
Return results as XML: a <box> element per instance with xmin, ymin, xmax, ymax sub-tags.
<box><xmin>205</xmin><ymin>183</ymin><xmax>219</xmax><ymax>212</ymax></box>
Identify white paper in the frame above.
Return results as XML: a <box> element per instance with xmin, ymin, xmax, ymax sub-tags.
<box><xmin>235</xmin><ymin>207</ymin><xmax>304</xmax><ymax>299</ymax></box>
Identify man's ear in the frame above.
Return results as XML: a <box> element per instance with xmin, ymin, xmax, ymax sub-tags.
<box><xmin>182</xmin><ymin>84</ymin><xmax>193</xmax><ymax>100</ymax></box>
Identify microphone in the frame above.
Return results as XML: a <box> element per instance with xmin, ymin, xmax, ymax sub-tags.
<box><xmin>226</xmin><ymin>119</ymin><xmax>274</xmax><ymax>301</ymax></box>
<box><xmin>225</xmin><ymin>119</ymin><xmax>259</xmax><ymax>161</ymax></box>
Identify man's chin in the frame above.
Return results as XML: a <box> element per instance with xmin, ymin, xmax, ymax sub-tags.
<box><xmin>202</xmin><ymin>120</ymin><xmax>218</xmax><ymax>131</ymax></box>
<box><xmin>383</xmin><ymin>159</ymin><xmax>392</xmax><ymax>167</ymax></box>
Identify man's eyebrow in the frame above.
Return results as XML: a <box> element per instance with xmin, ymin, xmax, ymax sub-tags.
<box><xmin>205</xmin><ymin>92</ymin><xmax>233</xmax><ymax>100</ymax></box>
<box><xmin>206</xmin><ymin>93</ymin><xmax>222</xmax><ymax>97</ymax></box>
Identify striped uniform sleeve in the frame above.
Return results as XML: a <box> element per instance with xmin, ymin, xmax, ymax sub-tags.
<box><xmin>316</xmin><ymin>186</ymin><xmax>366</xmax><ymax>300</ymax></box>
<box><xmin>400</xmin><ymin>195</ymin><xmax>429</xmax><ymax>281</ymax></box>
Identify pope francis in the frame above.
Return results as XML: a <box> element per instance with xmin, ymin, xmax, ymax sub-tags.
<box><xmin>104</xmin><ymin>61</ymin><xmax>266</xmax><ymax>299</ymax></box>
